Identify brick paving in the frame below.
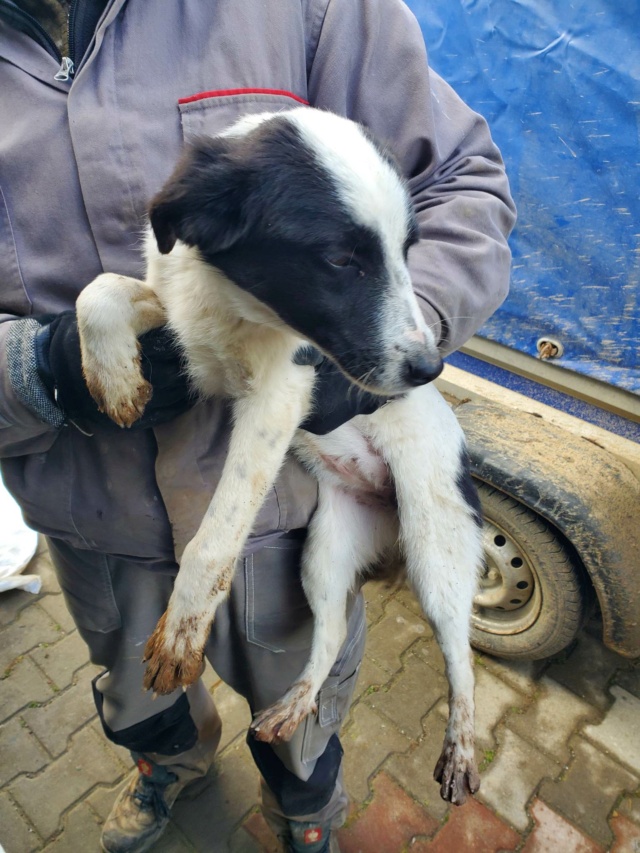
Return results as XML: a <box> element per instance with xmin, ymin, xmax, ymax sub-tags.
<box><xmin>1</xmin><ymin>543</ymin><xmax>640</xmax><ymax>853</ymax></box>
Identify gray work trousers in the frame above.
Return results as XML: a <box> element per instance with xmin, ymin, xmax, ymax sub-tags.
<box><xmin>46</xmin><ymin>534</ymin><xmax>366</xmax><ymax>825</ymax></box>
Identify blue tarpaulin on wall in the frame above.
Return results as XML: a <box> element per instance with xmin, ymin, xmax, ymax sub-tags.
<box><xmin>408</xmin><ymin>0</ymin><xmax>640</xmax><ymax>393</ymax></box>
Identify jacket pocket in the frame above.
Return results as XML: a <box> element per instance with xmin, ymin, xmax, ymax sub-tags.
<box><xmin>178</xmin><ymin>89</ymin><xmax>308</xmax><ymax>140</ymax></box>
<box><xmin>0</xmin><ymin>186</ymin><xmax>31</xmax><ymax>316</ymax></box>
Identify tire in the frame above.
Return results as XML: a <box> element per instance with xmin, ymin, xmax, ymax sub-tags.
<box><xmin>470</xmin><ymin>482</ymin><xmax>594</xmax><ymax>660</ymax></box>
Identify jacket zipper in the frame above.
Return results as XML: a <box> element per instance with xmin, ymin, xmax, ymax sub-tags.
<box><xmin>54</xmin><ymin>56</ymin><xmax>75</xmax><ymax>81</ymax></box>
<box><xmin>67</xmin><ymin>0</ymin><xmax>79</xmax><ymax>71</ymax></box>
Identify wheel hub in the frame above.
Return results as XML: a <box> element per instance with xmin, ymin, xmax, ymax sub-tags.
<box><xmin>473</xmin><ymin>519</ymin><xmax>542</xmax><ymax>635</ymax></box>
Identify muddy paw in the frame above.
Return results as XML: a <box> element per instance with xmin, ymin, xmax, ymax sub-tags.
<box><xmin>84</xmin><ymin>367</ymin><xmax>152</xmax><ymax>428</ymax></box>
<box><xmin>142</xmin><ymin>611</ymin><xmax>204</xmax><ymax>695</ymax></box>
<box><xmin>251</xmin><ymin>705</ymin><xmax>311</xmax><ymax>744</ymax></box>
<box><xmin>251</xmin><ymin>686</ymin><xmax>317</xmax><ymax>744</ymax></box>
<box><xmin>433</xmin><ymin>741</ymin><xmax>480</xmax><ymax>805</ymax></box>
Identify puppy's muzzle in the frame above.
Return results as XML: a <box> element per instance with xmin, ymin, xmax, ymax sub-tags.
<box><xmin>402</xmin><ymin>352</ymin><xmax>444</xmax><ymax>387</ymax></box>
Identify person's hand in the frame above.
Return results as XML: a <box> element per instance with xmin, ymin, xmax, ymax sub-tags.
<box><xmin>294</xmin><ymin>346</ymin><xmax>389</xmax><ymax>435</ymax></box>
<box><xmin>35</xmin><ymin>311</ymin><xmax>193</xmax><ymax>428</ymax></box>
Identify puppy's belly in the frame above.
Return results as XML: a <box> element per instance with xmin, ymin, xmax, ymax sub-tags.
<box><xmin>318</xmin><ymin>450</ymin><xmax>395</xmax><ymax>507</ymax></box>
<box><xmin>296</xmin><ymin>425</ymin><xmax>396</xmax><ymax>509</ymax></box>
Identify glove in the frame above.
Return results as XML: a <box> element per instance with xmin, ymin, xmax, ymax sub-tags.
<box><xmin>34</xmin><ymin>311</ymin><xmax>193</xmax><ymax>429</ymax></box>
<box><xmin>294</xmin><ymin>346</ymin><xmax>388</xmax><ymax>435</ymax></box>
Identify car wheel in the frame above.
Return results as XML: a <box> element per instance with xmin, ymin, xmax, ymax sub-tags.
<box><xmin>470</xmin><ymin>482</ymin><xmax>594</xmax><ymax>660</ymax></box>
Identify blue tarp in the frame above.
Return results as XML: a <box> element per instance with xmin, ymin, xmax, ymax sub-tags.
<box><xmin>409</xmin><ymin>0</ymin><xmax>640</xmax><ymax>393</ymax></box>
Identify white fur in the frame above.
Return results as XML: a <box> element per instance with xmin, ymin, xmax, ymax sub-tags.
<box><xmin>76</xmin><ymin>109</ymin><xmax>483</xmax><ymax>804</ymax></box>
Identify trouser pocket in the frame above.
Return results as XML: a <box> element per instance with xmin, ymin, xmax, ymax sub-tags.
<box><xmin>301</xmin><ymin>595</ymin><xmax>366</xmax><ymax>765</ymax></box>
<box><xmin>47</xmin><ymin>537</ymin><xmax>121</xmax><ymax>633</ymax></box>
<box><xmin>244</xmin><ymin>538</ymin><xmax>314</xmax><ymax>653</ymax></box>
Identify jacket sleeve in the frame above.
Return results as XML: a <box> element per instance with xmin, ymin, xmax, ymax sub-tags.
<box><xmin>307</xmin><ymin>0</ymin><xmax>516</xmax><ymax>354</ymax></box>
<box><xmin>0</xmin><ymin>316</ymin><xmax>63</xmax><ymax>458</ymax></box>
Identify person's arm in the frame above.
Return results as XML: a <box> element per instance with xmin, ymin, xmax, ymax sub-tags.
<box><xmin>307</xmin><ymin>0</ymin><xmax>516</xmax><ymax>354</ymax></box>
<box><xmin>0</xmin><ymin>316</ymin><xmax>62</xmax><ymax>457</ymax></box>
<box><xmin>0</xmin><ymin>311</ymin><xmax>193</xmax><ymax>457</ymax></box>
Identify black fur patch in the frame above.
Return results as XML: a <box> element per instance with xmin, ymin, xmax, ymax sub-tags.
<box><xmin>457</xmin><ymin>448</ymin><xmax>483</xmax><ymax>527</ymax></box>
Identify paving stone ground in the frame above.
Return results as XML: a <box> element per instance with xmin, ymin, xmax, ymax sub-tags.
<box><xmin>1</xmin><ymin>543</ymin><xmax>639</xmax><ymax>853</ymax></box>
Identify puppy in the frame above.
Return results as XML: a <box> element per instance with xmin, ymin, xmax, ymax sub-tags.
<box><xmin>77</xmin><ymin>107</ymin><xmax>483</xmax><ymax>804</ymax></box>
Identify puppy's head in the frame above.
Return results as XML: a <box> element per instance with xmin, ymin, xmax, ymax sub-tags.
<box><xmin>149</xmin><ymin>108</ymin><xmax>442</xmax><ymax>396</ymax></box>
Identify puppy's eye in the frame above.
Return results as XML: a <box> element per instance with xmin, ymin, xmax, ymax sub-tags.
<box><xmin>326</xmin><ymin>255</ymin><xmax>364</xmax><ymax>276</ymax></box>
<box><xmin>328</xmin><ymin>254</ymin><xmax>353</xmax><ymax>268</ymax></box>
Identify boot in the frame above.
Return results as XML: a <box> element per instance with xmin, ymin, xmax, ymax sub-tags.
<box><xmin>101</xmin><ymin>685</ymin><xmax>221</xmax><ymax>853</ymax></box>
<box><xmin>260</xmin><ymin>774</ymin><xmax>347</xmax><ymax>853</ymax></box>
<box><xmin>100</xmin><ymin>754</ymin><xmax>190</xmax><ymax>853</ymax></box>
<box><xmin>284</xmin><ymin>819</ymin><xmax>343</xmax><ymax>852</ymax></box>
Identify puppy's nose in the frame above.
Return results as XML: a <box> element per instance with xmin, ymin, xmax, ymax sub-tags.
<box><xmin>403</xmin><ymin>354</ymin><xmax>443</xmax><ymax>386</ymax></box>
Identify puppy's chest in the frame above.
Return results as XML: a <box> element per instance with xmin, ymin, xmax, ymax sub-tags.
<box><xmin>166</xmin><ymin>298</ymin><xmax>298</xmax><ymax>402</ymax></box>
<box><xmin>175</xmin><ymin>315</ymin><xmax>259</xmax><ymax>398</ymax></box>
<box><xmin>154</xmin><ymin>259</ymin><xmax>299</xmax><ymax>400</ymax></box>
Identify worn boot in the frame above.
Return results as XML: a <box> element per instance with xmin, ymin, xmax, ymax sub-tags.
<box><xmin>101</xmin><ymin>686</ymin><xmax>221</xmax><ymax>853</ymax></box>
<box><xmin>100</xmin><ymin>755</ymin><xmax>189</xmax><ymax>853</ymax></box>
<box><xmin>260</xmin><ymin>774</ymin><xmax>347</xmax><ymax>853</ymax></box>
<box><xmin>284</xmin><ymin>819</ymin><xmax>343</xmax><ymax>852</ymax></box>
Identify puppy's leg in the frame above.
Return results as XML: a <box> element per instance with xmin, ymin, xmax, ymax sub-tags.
<box><xmin>251</xmin><ymin>481</ymin><xmax>398</xmax><ymax>743</ymax></box>
<box><xmin>143</xmin><ymin>363</ymin><xmax>315</xmax><ymax>695</ymax></box>
<box><xmin>367</xmin><ymin>388</ymin><xmax>483</xmax><ymax>805</ymax></box>
<box><xmin>76</xmin><ymin>274</ymin><xmax>166</xmax><ymax>427</ymax></box>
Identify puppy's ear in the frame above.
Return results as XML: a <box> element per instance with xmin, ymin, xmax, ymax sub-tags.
<box><xmin>149</xmin><ymin>137</ymin><xmax>253</xmax><ymax>255</ymax></box>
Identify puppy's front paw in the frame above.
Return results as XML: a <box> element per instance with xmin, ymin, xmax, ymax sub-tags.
<box><xmin>433</xmin><ymin>740</ymin><xmax>480</xmax><ymax>805</ymax></box>
<box><xmin>82</xmin><ymin>349</ymin><xmax>152</xmax><ymax>428</ymax></box>
<box><xmin>142</xmin><ymin>611</ymin><xmax>205</xmax><ymax>695</ymax></box>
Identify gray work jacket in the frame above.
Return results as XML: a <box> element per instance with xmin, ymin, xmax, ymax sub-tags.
<box><xmin>0</xmin><ymin>0</ymin><xmax>516</xmax><ymax>560</ymax></box>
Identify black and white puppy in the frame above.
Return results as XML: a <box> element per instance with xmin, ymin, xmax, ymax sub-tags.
<box><xmin>76</xmin><ymin>108</ymin><xmax>483</xmax><ymax>804</ymax></box>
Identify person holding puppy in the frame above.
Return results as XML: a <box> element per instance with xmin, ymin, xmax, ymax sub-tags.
<box><xmin>0</xmin><ymin>1</ymin><xmax>515</xmax><ymax>851</ymax></box>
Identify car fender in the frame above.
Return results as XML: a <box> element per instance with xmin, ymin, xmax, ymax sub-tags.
<box><xmin>456</xmin><ymin>401</ymin><xmax>640</xmax><ymax>658</ymax></box>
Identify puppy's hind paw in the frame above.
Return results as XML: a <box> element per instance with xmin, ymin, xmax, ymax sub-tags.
<box><xmin>251</xmin><ymin>682</ymin><xmax>317</xmax><ymax>744</ymax></box>
<box><xmin>434</xmin><ymin>740</ymin><xmax>480</xmax><ymax>805</ymax></box>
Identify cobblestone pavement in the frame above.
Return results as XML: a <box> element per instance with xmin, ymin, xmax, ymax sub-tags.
<box><xmin>2</xmin><ymin>542</ymin><xmax>640</xmax><ymax>853</ymax></box>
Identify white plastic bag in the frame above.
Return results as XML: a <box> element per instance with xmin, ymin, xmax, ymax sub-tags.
<box><xmin>0</xmin><ymin>474</ymin><xmax>40</xmax><ymax>594</ymax></box>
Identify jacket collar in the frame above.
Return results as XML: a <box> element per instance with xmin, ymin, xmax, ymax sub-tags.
<box><xmin>0</xmin><ymin>0</ymin><xmax>125</xmax><ymax>89</ymax></box>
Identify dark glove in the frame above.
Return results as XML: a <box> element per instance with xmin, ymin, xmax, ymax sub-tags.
<box><xmin>35</xmin><ymin>311</ymin><xmax>194</xmax><ymax>429</ymax></box>
<box><xmin>294</xmin><ymin>346</ymin><xmax>388</xmax><ymax>435</ymax></box>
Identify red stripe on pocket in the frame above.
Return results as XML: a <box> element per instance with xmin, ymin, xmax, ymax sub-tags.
<box><xmin>178</xmin><ymin>88</ymin><xmax>309</xmax><ymax>106</ymax></box>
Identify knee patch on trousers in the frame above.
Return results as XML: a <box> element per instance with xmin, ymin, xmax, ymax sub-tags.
<box><xmin>248</xmin><ymin>732</ymin><xmax>343</xmax><ymax>817</ymax></box>
<box><xmin>92</xmin><ymin>673</ymin><xmax>198</xmax><ymax>755</ymax></box>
